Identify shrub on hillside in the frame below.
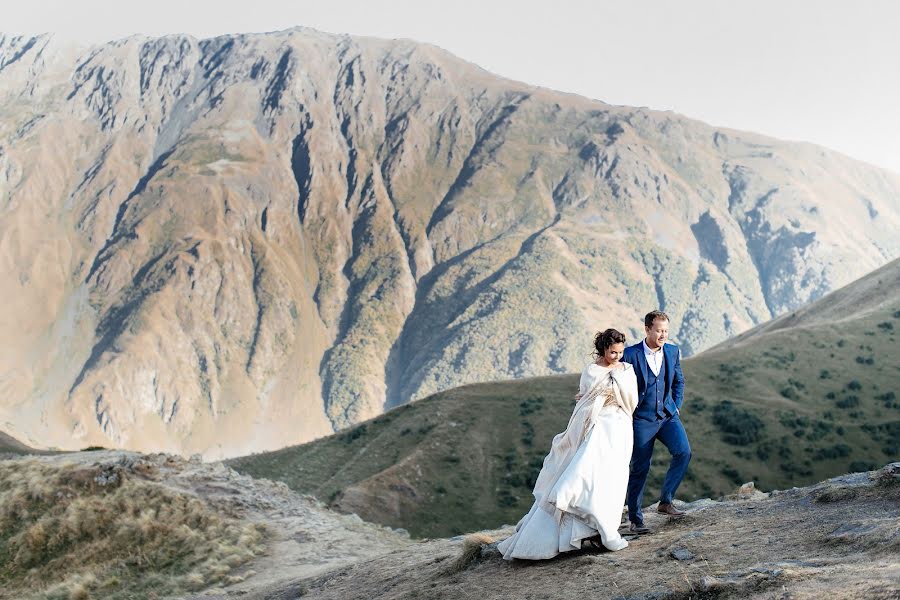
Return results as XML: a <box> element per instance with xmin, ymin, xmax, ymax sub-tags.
<box><xmin>780</xmin><ymin>461</ymin><xmax>813</xmax><ymax>477</ymax></box>
<box><xmin>780</xmin><ymin>387</ymin><xmax>800</xmax><ymax>400</ymax></box>
<box><xmin>780</xmin><ymin>412</ymin><xmax>810</xmax><ymax>430</ymax></box>
<box><xmin>720</xmin><ymin>466</ymin><xmax>743</xmax><ymax>485</ymax></box>
<box><xmin>849</xmin><ymin>461</ymin><xmax>877</xmax><ymax>472</ymax></box>
<box><xmin>836</xmin><ymin>396</ymin><xmax>860</xmax><ymax>409</ymax></box>
<box><xmin>519</xmin><ymin>397</ymin><xmax>544</xmax><ymax>416</ymax></box>
<box><xmin>813</xmin><ymin>444</ymin><xmax>852</xmax><ymax>460</ymax></box>
<box><xmin>713</xmin><ymin>401</ymin><xmax>765</xmax><ymax>445</ymax></box>
<box><xmin>805</xmin><ymin>421</ymin><xmax>834</xmax><ymax>442</ymax></box>
<box><xmin>876</xmin><ymin>391</ymin><xmax>897</xmax><ymax>409</ymax></box>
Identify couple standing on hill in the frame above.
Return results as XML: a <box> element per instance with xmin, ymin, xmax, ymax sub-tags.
<box><xmin>498</xmin><ymin>311</ymin><xmax>691</xmax><ymax>559</ymax></box>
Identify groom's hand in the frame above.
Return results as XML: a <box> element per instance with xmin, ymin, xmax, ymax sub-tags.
<box><xmin>574</xmin><ymin>392</ymin><xmax>583</xmax><ymax>403</ymax></box>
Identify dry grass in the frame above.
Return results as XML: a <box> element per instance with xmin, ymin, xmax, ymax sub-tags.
<box><xmin>816</xmin><ymin>464</ymin><xmax>900</xmax><ymax>504</ymax></box>
<box><xmin>450</xmin><ymin>533</ymin><xmax>495</xmax><ymax>573</ymax></box>
<box><xmin>0</xmin><ymin>459</ymin><xmax>268</xmax><ymax>600</ymax></box>
<box><xmin>873</xmin><ymin>463</ymin><xmax>900</xmax><ymax>488</ymax></box>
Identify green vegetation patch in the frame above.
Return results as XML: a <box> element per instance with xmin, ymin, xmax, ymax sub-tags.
<box><xmin>712</xmin><ymin>400</ymin><xmax>765</xmax><ymax>445</ymax></box>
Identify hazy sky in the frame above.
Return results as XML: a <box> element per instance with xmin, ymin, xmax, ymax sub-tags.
<box><xmin>6</xmin><ymin>0</ymin><xmax>900</xmax><ymax>174</ymax></box>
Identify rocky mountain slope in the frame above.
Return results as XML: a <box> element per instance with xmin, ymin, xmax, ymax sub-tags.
<box><xmin>229</xmin><ymin>258</ymin><xmax>899</xmax><ymax>537</ymax></box>
<box><xmin>1</xmin><ymin>29</ymin><xmax>898</xmax><ymax>457</ymax></box>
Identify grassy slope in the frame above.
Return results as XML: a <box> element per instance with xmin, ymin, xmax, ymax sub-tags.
<box><xmin>229</xmin><ymin>259</ymin><xmax>900</xmax><ymax>538</ymax></box>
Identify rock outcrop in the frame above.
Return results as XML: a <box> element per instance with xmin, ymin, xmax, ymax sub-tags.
<box><xmin>1</xmin><ymin>29</ymin><xmax>898</xmax><ymax>456</ymax></box>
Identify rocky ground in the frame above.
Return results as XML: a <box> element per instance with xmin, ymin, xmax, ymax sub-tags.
<box><xmin>228</xmin><ymin>464</ymin><xmax>900</xmax><ymax>600</ymax></box>
<box><xmin>2</xmin><ymin>448</ymin><xmax>897</xmax><ymax>598</ymax></box>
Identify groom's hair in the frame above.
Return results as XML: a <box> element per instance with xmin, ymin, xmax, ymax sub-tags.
<box><xmin>644</xmin><ymin>310</ymin><xmax>669</xmax><ymax>327</ymax></box>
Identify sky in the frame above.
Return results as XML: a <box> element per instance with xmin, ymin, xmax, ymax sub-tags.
<box><xmin>5</xmin><ymin>0</ymin><xmax>900</xmax><ymax>174</ymax></box>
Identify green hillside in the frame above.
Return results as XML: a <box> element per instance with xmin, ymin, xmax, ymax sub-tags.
<box><xmin>229</xmin><ymin>259</ymin><xmax>900</xmax><ymax>537</ymax></box>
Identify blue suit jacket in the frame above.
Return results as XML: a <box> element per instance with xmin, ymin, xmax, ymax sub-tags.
<box><xmin>622</xmin><ymin>341</ymin><xmax>685</xmax><ymax>420</ymax></box>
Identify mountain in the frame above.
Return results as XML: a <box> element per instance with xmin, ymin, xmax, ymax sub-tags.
<box><xmin>1</xmin><ymin>29</ymin><xmax>898</xmax><ymax>457</ymax></box>
<box><xmin>228</xmin><ymin>258</ymin><xmax>900</xmax><ymax>537</ymax></box>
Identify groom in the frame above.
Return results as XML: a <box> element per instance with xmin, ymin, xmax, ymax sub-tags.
<box><xmin>622</xmin><ymin>310</ymin><xmax>691</xmax><ymax>533</ymax></box>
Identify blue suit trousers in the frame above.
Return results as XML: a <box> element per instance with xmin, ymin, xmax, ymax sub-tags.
<box><xmin>626</xmin><ymin>414</ymin><xmax>691</xmax><ymax>526</ymax></box>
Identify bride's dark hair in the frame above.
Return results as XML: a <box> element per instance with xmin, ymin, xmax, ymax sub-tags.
<box><xmin>592</xmin><ymin>328</ymin><xmax>626</xmax><ymax>358</ymax></box>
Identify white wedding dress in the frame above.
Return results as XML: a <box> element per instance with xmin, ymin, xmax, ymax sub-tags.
<box><xmin>498</xmin><ymin>362</ymin><xmax>638</xmax><ymax>559</ymax></box>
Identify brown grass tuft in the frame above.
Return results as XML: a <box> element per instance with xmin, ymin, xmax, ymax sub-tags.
<box><xmin>68</xmin><ymin>584</ymin><xmax>91</xmax><ymax>600</ymax></box>
<box><xmin>450</xmin><ymin>533</ymin><xmax>495</xmax><ymax>573</ymax></box>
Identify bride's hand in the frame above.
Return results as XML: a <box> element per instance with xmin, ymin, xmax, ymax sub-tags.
<box><xmin>574</xmin><ymin>392</ymin><xmax>583</xmax><ymax>403</ymax></box>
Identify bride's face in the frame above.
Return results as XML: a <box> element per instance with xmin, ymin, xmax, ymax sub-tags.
<box><xmin>604</xmin><ymin>342</ymin><xmax>625</xmax><ymax>365</ymax></box>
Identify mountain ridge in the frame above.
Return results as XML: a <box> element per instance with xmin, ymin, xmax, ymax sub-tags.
<box><xmin>1</xmin><ymin>28</ymin><xmax>898</xmax><ymax>457</ymax></box>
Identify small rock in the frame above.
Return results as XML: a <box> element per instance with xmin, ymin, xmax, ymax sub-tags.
<box><xmin>480</xmin><ymin>541</ymin><xmax>500</xmax><ymax>559</ymax></box>
<box><xmin>829</xmin><ymin>472</ymin><xmax>871</xmax><ymax>485</ymax></box>
<box><xmin>725</xmin><ymin>481</ymin><xmax>769</xmax><ymax>501</ymax></box>
<box><xmin>682</xmin><ymin>530</ymin><xmax>705</xmax><ymax>539</ymax></box>
<box><xmin>700</xmin><ymin>575</ymin><xmax>722</xmax><ymax>591</ymax></box>
<box><xmin>680</xmin><ymin>498</ymin><xmax>720</xmax><ymax>512</ymax></box>
<box><xmin>94</xmin><ymin>464</ymin><xmax>122</xmax><ymax>486</ymax></box>
<box><xmin>612</xmin><ymin>593</ymin><xmax>671</xmax><ymax>600</ymax></box>
<box><xmin>830</xmin><ymin>523</ymin><xmax>877</xmax><ymax>538</ymax></box>
<box><xmin>671</xmin><ymin>548</ymin><xmax>694</xmax><ymax>561</ymax></box>
<box><xmin>775</xmin><ymin>559</ymin><xmax>824</xmax><ymax>568</ymax></box>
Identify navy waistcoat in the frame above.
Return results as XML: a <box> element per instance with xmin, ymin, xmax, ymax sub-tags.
<box><xmin>642</xmin><ymin>357</ymin><xmax>668</xmax><ymax>420</ymax></box>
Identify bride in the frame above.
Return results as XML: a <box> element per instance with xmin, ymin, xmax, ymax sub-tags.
<box><xmin>498</xmin><ymin>328</ymin><xmax>638</xmax><ymax>559</ymax></box>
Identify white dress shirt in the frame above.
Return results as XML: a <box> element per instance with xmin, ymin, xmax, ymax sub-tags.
<box><xmin>643</xmin><ymin>340</ymin><xmax>663</xmax><ymax>376</ymax></box>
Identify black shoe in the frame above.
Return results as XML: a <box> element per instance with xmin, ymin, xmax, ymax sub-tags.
<box><xmin>628</xmin><ymin>522</ymin><xmax>651</xmax><ymax>534</ymax></box>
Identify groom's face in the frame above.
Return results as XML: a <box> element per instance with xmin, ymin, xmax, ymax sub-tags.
<box><xmin>645</xmin><ymin>318</ymin><xmax>669</xmax><ymax>348</ymax></box>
